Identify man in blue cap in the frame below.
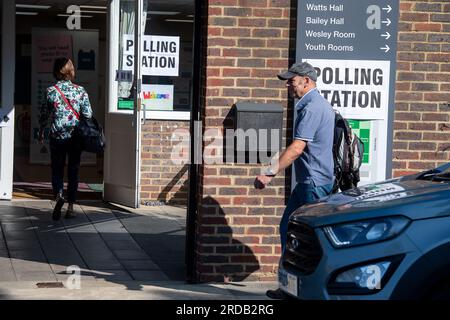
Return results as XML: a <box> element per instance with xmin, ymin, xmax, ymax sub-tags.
<box><xmin>254</xmin><ymin>61</ymin><xmax>335</xmax><ymax>299</ymax></box>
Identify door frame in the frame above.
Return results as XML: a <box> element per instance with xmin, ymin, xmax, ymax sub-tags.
<box><xmin>103</xmin><ymin>0</ymin><xmax>142</xmax><ymax>208</ymax></box>
<box><xmin>185</xmin><ymin>0</ymin><xmax>203</xmax><ymax>283</ymax></box>
<box><xmin>0</xmin><ymin>0</ymin><xmax>15</xmax><ymax>200</ymax></box>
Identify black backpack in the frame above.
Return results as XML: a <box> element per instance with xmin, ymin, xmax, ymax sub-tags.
<box><xmin>332</xmin><ymin>111</ymin><xmax>364</xmax><ymax>193</ymax></box>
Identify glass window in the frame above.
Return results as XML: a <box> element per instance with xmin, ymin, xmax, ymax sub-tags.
<box><xmin>116</xmin><ymin>0</ymin><xmax>137</xmax><ymax>111</ymax></box>
<box><xmin>116</xmin><ymin>0</ymin><xmax>195</xmax><ymax>116</ymax></box>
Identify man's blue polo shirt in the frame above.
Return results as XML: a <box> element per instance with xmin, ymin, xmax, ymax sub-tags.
<box><xmin>294</xmin><ymin>88</ymin><xmax>335</xmax><ymax>186</ymax></box>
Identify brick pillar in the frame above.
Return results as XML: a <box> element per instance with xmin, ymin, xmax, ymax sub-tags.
<box><xmin>194</xmin><ymin>0</ymin><xmax>294</xmax><ymax>282</ymax></box>
<box><xmin>393</xmin><ymin>0</ymin><xmax>450</xmax><ymax>176</ymax></box>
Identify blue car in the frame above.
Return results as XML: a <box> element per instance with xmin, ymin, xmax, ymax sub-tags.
<box><xmin>279</xmin><ymin>162</ymin><xmax>450</xmax><ymax>300</ymax></box>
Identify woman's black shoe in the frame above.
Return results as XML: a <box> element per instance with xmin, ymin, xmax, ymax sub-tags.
<box><xmin>266</xmin><ymin>288</ymin><xmax>286</xmax><ymax>299</ymax></box>
<box><xmin>52</xmin><ymin>195</ymin><xmax>65</xmax><ymax>221</ymax></box>
<box><xmin>65</xmin><ymin>208</ymin><xmax>75</xmax><ymax>219</ymax></box>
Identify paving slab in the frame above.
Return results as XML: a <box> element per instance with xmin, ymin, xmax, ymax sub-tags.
<box><xmin>100</xmin><ymin>233</ymin><xmax>135</xmax><ymax>242</ymax></box>
<box><xmin>38</xmin><ymin>240</ymin><xmax>76</xmax><ymax>250</ymax></box>
<box><xmin>84</xmin><ymin>260</ymin><xmax>124</xmax><ymax>270</ymax></box>
<box><xmin>0</xmin><ymin>249</ymin><xmax>9</xmax><ymax>258</ymax></box>
<box><xmin>3</xmin><ymin>231</ymin><xmax>38</xmax><ymax>242</ymax></box>
<box><xmin>0</xmin><ymin>278</ymin><xmax>273</xmax><ymax>300</ymax></box>
<box><xmin>10</xmin><ymin>259</ymin><xmax>53</xmax><ymax>272</ymax></box>
<box><xmin>15</xmin><ymin>271</ymin><xmax>57</xmax><ymax>282</ymax></box>
<box><xmin>120</xmin><ymin>259</ymin><xmax>159</xmax><ymax>271</ymax></box>
<box><xmin>9</xmin><ymin>249</ymin><xmax>47</xmax><ymax>261</ymax></box>
<box><xmin>129</xmin><ymin>270</ymin><xmax>170</xmax><ymax>281</ymax></box>
<box><xmin>46</xmin><ymin>254</ymin><xmax>87</xmax><ymax>268</ymax></box>
<box><xmin>112</xmin><ymin>249</ymin><xmax>150</xmax><ymax>260</ymax></box>
<box><xmin>65</xmin><ymin>226</ymin><xmax>99</xmax><ymax>234</ymax></box>
<box><xmin>0</xmin><ymin>258</ymin><xmax>16</xmax><ymax>281</ymax></box>
<box><xmin>55</xmin><ymin>273</ymin><xmax>97</xmax><ymax>282</ymax></box>
<box><xmin>1</xmin><ymin>221</ymin><xmax>33</xmax><ymax>232</ymax></box>
<box><xmin>0</xmin><ymin>200</ymin><xmax>272</xmax><ymax>300</ymax></box>
<box><xmin>50</xmin><ymin>262</ymin><xmax>88</xmax><ymax>273</ymax></box>
<box><xmin>73</xmin><ymin>250</ymin><xmax>116</xmax><ymax>263</ymax></box>
<box><xmin>6</xmin><ymin>240</ymin><xmax>42</xmax><ymax>251</ymax></box>
<box><xmin>104</xmin><ymin>240</ymin><xmax>142</xmax><ymax>251</ymax></box>
<box><xmin>91</xmin><ymin>270</ymin><xmax>134</xmax><ymax>281</ymax></box>
<box><xmin>0</xmin><ymin>270</ymin><xmax>16</xmax><ymax>281</ymax></box>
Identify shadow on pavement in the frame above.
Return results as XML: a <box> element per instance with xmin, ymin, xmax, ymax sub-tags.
<box><xmin>0</xmin><ymin>201</ymin><xmax>265</xmax><ymax>299</ymax></box>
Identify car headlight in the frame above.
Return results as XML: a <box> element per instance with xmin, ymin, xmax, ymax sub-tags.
<box><xmin>323</xmin><ymin>216</ymin><xmax>410</xmax><ymax>248</ymax></box>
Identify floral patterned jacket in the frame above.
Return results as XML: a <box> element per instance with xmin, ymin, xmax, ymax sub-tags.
<box><xmin>39</xmin><ymin>80</ymin><xmax>93</xmax><ymax>140</ymax></box>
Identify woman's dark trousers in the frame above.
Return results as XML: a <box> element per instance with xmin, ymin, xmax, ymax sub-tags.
<box><xmin>49</xmin><ymin>137</ymin><xmax>81</xmax><ymax>203</ymax></box>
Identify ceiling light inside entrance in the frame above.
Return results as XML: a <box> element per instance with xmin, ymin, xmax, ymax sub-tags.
<box><xmin>16</xmin><ymin>4</ymin><xmax>51</xmax><ymax>9</ymax></box>
<box><xmin>79</xmin><ymin>10</ymin><xmax>106</xmax><ymax>14</ymax></box>
<box><xmin>58</xmin><ymin>14</ymin><xmax>93</xmax><ymax>18</ymax></box>
<box><xmin>165</xmin><ymin>19</ymin><xmax>193</xmax><ymax>23</ymax></box>
<box><xmin>80</xmin><ymin>5</ymin><xmax>107</xmax><ymax>10</ymax></box>
<box><xmin>148</xmin><ymin>11</ymin><xmax>180</xmax><ymax>15</ymax></box>
<box><xmin>16</xmin><ymin>11</ymin><xmax>39</xmax><ymax>15</ymax></box>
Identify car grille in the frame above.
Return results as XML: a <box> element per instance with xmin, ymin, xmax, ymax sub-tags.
<box><xmin>282</xmin><ymin>221</ymin><xmax>322</xmax><ymax>275</ymax></box>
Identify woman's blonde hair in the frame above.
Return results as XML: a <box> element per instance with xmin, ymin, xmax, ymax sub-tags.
<box><xmin>53</xmin><ymin>57</ymin><xmax>75</xmax><ymax>81</ymax></box>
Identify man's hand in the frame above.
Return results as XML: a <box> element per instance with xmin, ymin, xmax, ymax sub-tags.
<box><xmin>254</xmin><ymin>175</ymin><xmax>274</xmax><ymax>189</ymax></box>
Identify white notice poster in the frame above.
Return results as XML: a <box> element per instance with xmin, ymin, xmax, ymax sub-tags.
<box><xmin>141</xmin><ymin>84</ymin><xmax>174</xmax><ymax>111</ymax></box>
<box><xmin>123</xmin><ymin>35</ymin><xmax>180</xmax><ymax>77</ymax></box>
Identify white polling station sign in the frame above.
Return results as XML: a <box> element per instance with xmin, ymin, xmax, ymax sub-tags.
<box><xmin>123</xmin><ymin>34</ymin><xmax>180</xmax><ymax>77</ymax></box>
<box><xmin>308</xmin><ymin>58</ymin><xmax>390</xmax><ymax>120</ymax></box>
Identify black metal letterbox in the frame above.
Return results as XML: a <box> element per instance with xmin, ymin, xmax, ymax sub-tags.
<box><xmin>233</xmin><ymin>102</ymin><xmax>283</xmax><ymax>153</ymax></box>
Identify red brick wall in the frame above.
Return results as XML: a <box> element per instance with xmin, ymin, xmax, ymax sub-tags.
<box><xmin>195</xmin><ymin>0</ymin><xmax>294</xmax><ymax>282</ymax></box>
<box><xmin>140</xmin><ymin>120</ymin><xmax>190</xmax><ymax>205</ymax></box>
<box><xmin>140</xmin><ymin>0</ymin><xmax>449</xmax><ymax>282</ymax></box>
<box><xmin>393</xmin><ymin>1</ymin><xmax>450</xmax><ymax>177</ymax></box>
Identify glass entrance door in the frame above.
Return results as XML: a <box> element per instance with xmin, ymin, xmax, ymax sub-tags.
<box><xmin>103</xmin><ymin>0</ymin><xmax>143</xmax><ymax>208</ymax></box>
<box><xmin>0</xmin><ymin>0</ymin><xmax>15</xmax><ymax>199</ymax></box>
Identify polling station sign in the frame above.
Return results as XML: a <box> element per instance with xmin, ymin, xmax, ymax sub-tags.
<box><xmin>123</xmin><ymin>35</ymin><xmax>180</xmax><ymax>77</ymax></box>
<box><xmin>296</xmin><ymin>0</ymin><xmax>399</xmax><ymax>120</ymax></box>
<box><xmin>310</xmin><ymin>59</ymin><xmax>390</xmax><ymax>120</ymax></box>
<box><xmin>295</xmin><ymin>0</ymin><xmax>399</xmax><ymax>184</ymax></box>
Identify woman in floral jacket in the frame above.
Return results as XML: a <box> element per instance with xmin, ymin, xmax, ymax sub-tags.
<box><xmin>38</xmin><ymin>57</ymin><xmax>93</xmax><ymax>220</ymax></box>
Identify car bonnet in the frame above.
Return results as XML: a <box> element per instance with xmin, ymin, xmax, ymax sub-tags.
<box><xmin>290</xmin><ymin>179</ymin><xmax>450</xmax><ymax>227</ymax></box>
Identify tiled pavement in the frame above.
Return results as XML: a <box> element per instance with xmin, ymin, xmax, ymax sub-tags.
<box><xmin>0</xmin><ymin>200</ymin><xmax>273</xmax><ymax>299</ymax></box>
<box><xmin>0</xmin><ymin>200</ymin><xmax>185</xmax><ymax>283</ymax></box>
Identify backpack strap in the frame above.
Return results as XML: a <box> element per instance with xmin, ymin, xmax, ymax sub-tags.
<box><xmin>54</xmin><ymin>85</ymin><xmax>80</xmax><ymax>120</ymax></box>
<box><xmin>335</xmin><ymin>111</ymin><xmax>352</xmax><ymax>145</ymax></box>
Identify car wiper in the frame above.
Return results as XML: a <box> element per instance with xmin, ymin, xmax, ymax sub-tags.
<box><xmin>432</xmin><ymin>172</ymin><xmax>450</xmax><ymax>181</ymax></box>
<box><xmin>416</xmin><ymin>169</ymin><xmax>441</xmax><ymax>180</ymax></box>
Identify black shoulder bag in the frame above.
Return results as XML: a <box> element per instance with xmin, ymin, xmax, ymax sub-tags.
<box><xmin>54</xmin><ymin>85</ymin><xmax>105</xmax><ymax>154</ymax></box>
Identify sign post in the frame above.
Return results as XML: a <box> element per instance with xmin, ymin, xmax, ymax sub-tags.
<box><xmin>296</xmin><ymin>0</ymin><xmax>399</xmax><ymax>184</ymax></box>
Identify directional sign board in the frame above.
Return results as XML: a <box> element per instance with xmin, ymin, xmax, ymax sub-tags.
<box><xmin>295</xmin><ymin>0</ymin><xmax>399</xmax><ymax>183</ymax></box>
<box><xmin>297</xmin><ymin>1</ymin><xmax>398</xmax><ymax>60</ymax></box>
